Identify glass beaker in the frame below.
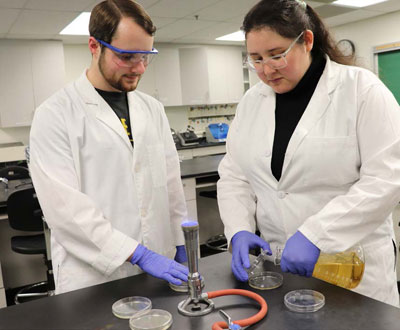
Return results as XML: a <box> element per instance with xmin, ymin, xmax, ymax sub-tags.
<box><xmin>275</xmin><ymin>244</ymin><xmax>365</xmax><ymax>289</ymax></box>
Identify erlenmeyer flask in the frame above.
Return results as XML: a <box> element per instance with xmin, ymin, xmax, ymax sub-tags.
<box><xmin>275</xmin><ymin>244</ymin><xmax>365</xmax><ymax>289</ymax></box>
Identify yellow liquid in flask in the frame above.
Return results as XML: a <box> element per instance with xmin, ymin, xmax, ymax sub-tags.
<box><xmin>312</xmin><ymin>252</ymin><xmax>365</xmax><ymax>289</ymax></box>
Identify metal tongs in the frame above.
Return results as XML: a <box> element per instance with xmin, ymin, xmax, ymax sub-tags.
<box><xmin>219</xmin><ymin>310</ymin><xmax>242</xmax><ymax>330</ymax></box>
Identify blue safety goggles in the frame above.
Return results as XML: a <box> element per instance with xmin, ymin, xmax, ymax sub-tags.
<box><xmin>97</xmin><ymin>39</ymin><xmax>158</xmax><ymax>67</ymax></box>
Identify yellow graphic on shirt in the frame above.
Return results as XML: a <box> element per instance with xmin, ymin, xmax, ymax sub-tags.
<box><xmin>120</xmin><ymin>118</ymin><xmax>134</xmax><ymax>143</ymax></box>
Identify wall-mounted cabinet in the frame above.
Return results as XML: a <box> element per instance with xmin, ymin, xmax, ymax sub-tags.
<box><xmin>137</xmin><ymin>46</ymin><xmax>182</xmax><ymax>106</ymax></box>
<box><xmin>179</xmin><ymin>47</ymin><xmax>244</xmax><ymax>105</ymax></box>
<box><xmin>0</xmin><ymin>40</ymin><xmax>65</xmax><ymax>128</ymax></box>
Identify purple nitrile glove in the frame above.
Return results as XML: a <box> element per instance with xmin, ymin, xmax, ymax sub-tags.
<box><xmin>231</xmin><ymin>230</ymin><xmax>272</xmax><ymax>282</ymax></box>
<box><xmin>130</xmin><ymin>244</ymin><xmax>189</xmax><ymax>285</ymax></box>
<box><xmin>174</xmin><ymin>245</ymin><xmax>187</xmax><ymax>263</ymax></box>
<box><xmin>280</xmin><ymin>231</ymin><xmax>320</xmax><ymax>277</ymax></box>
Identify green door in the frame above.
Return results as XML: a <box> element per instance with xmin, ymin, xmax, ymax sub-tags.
<box><xmin>378</xmin><ymin>50</ymin><xmax>400</xmax><ymax>104</ymax></box>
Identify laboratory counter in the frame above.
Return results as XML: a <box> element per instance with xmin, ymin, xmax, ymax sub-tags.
<box><xmin>0</xmin><ymin>252</ymin><xmax>399</xmax><ymax>330</ymax></box>
<box><xmin>176</xmin><ymin>137</ymin><xmax>225</xmax><ymax>150</ymax></box>
<box><xmin>180</xmin><ymin>154</ymin><xmax>224</xmax><ymax>179</ymax></box>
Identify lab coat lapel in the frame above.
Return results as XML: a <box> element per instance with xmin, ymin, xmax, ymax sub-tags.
<box><xmin>262</xmin><ymin>86</ymin><xmax>277</xmax><ymax>156</ymax></box>
<box><xmin>74</xmin><ymin>71</ymin><xmax>133</xmax><ymax>151</ymax></box>
<box><xmin>281</xmin><ymin>57</ymin><xmax>339</xmax><ymax>179</ymax></box>
<box><xmin>258</xmin><ymin>83</ymin><xmax>277</xmax><ymax>157</ymax></box>
<box><xmin>127</xmin><ymin>92</ymin><xmax>147</xmax><ymax>151</ymax></box>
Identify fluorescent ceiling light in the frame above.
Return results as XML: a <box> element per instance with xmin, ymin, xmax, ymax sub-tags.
<box><xmin>60</xmin><ymin>12</ymin><xmax>90</xmax><ymax>35</ymax></box>
<box><xmin>216</xmin><ymin>30</ymin><xmax>245</xmax><ymax>42</ymax></box>
<box><xmin>332</xmin><ymin>0</ymin><xmax>388</xmax><ymax>7</ymax></box>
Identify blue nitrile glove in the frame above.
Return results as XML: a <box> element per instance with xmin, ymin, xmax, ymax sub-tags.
<box><xmin>280</xmin><ymin>231</ymin><xmax>320</xmax><ymax>277</ymax></box>
<box><xmin>231</xmin><ymin>230</ymin><xmax>272</xmax><ymax>282</ymax></box>
<box><xmin>174</xmin><ymin>245</ymin><xmax>187</xmax><ymax>263</ymax></box>
<box><xmin>130</xmin><ymin>244</ymin><xmax>189</xmax><ymax>285</ymax></box>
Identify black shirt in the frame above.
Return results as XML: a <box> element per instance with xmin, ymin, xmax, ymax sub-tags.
<box><xmin>271</xmin><ymin>52</ymin><xmax>326</xmax><ymax>181</ymax></box>
<box><xmin>95</xmin><ymin>89</ymin><xmax>134</xmax><ymax>147</ymax></box>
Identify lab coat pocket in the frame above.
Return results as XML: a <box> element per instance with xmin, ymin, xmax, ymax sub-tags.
<box><xmin>147</xmin><ymin>144</ymin><xmax>167</xmax><ymax>188</ymax></box>
<box><xmin>303</xmin><ymin>135</ymin><xmax>359</xmax><ymax>187</ymax></box>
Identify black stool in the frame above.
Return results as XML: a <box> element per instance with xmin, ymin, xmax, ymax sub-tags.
<box><xmin>7</xmin><ymin>187</ymin><xmax>54</xmax><ymax>304</ymax></box>
<box><xmin>0</xmin><ymin>165</ymin><xmax>30</xmax><ymax>180</ymax></box>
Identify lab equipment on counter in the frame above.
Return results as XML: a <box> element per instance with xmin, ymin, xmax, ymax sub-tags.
<box><xmin>205</xmin><ymin>123</ymin><xmax>229</xmax><ymax>143</ymax></box>
<box><xmin>169</xmin><ymin>275</ymin><xmax>204</xmax><ymax>293</ymax></box>
<box><xmin>177</xmin><ymin>221</ymin><xmax>268</xmax><ymax>330</ymax></box>
<box><xmin>129</xmin><ymin>309</ymin><xmax>173</xmax><ymax>330</ymax></box>
<box><xmin>284</xmin><ymin>289</ymin><xmax>325</xmax><ymax>313</ymax></box>
<box><xmin>178</xmin><ymin>221</ymin><xmax>214</xmax><ymax>316</ymax></box>
<box><xmin>275</xmin><ymin>244</ymin><xmax>365</xmax><ymax>289</ymax></box>
<box><xmin>170</xmin><ymin>128</ymin><xmax>180</xmax><ymax>146</ymax></box>
<box><xmin>112</xmin><ymin>296</ymin><xmax>173</xmax><ymax>329</ymax></box>
<box><xmin>112</xmin><ymin>296</ymin><xmax>152</xmax><ymax>319</ymax></box>
<box><xmin>177</xmin><ymin>126</ymin><xmax>200</xmax><ymax>146</ymax></box>
<box><xmin>247</xmin><ymin>249</ymin><xmax>283</xmax><ymax>290</ymax></box>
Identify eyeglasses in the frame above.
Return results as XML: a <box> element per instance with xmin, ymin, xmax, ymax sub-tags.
<box><xmin>96</xmin><ymin>39</ymin><xmax>158</xmax><ymax>67</ymax></box>
<box><xmin>245</xmin><ymin>32</ymin><xmax>304</xmax><ymax>72</ymax></box>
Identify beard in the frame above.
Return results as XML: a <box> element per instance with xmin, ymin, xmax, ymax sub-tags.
<box><xmin>98</xmin><ymin>52</ymin><xmax>141</xmax><ymax>92</ymax></box>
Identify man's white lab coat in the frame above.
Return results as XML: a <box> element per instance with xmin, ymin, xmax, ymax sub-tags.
<box><xmin>30</xmin><ymin>72</ymin><xmax>187</xmax><ymax>294</ymax></box>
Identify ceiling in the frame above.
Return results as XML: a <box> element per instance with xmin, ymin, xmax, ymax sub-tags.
<box><xmin>1</xmin><ymin>0</ymin><xmax>400</xmax><ymax>45</ymax></box>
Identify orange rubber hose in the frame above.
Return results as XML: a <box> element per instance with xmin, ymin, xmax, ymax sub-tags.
<box><xmin>206</xmin><ymin>289</ymin><xmax>268</xmax><ymax>330</ymax></box>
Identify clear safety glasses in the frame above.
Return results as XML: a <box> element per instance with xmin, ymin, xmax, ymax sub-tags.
<box><xmin>97</xmin><ymin>39</ymin><xmax>158</xmax><ymax>67</ymax></box>
<box><xmin>245</xmin><ymin>31</ymin><xmax>304</xmax><ymax>72</ymax></box>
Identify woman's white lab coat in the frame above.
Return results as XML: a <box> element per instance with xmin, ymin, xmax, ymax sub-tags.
<box><xmin>29</xmin><ymin>72</ymin><xmax>187</xmax><ymax>294</ymax></box>
<box><xmin>218</xmin><ymin>57</ymin><xmax>400</xmax><ymax>306</ymax></box>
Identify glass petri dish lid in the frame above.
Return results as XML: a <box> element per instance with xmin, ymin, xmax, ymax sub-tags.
<box><xmin>284</xmin><ymin>289</ymin><xmax>325</xmax><ymax>313</ymax></box>
<box><xmin>129</xmin><ymin>309</ymin><xmax>173</xmax><ymax>330</ymax></box>
<box><xmin>112</xmin><ymin>296</ymin><xmax>152</xmax><ymax>319</ymax></box>
<box><xmin>248</xmin><ymin>271</ymin><xmax>283</xmax><ymax>290</ymax></box>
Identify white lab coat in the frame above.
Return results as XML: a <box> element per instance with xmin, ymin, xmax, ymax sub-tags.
<box><xmin>218</xmin><ymin>57</ymin><xmax>400</xmax><ymax>306</ymax></box>
<box><xmin>29</xmin><ymin>71</ymin><xmax>187</xmax><ymax>294</ymax></box>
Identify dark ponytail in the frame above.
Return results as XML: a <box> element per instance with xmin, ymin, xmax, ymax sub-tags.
<box><xmin>242</xmin><ymin>0</ymin><xmax>354</xmax><ymax>65</ymax></box>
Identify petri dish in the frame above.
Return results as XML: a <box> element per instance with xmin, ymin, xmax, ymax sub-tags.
<box><xmin>248</xmin><ymin>271</ymin><xmax>283</xmax><ymax>290</ymax></box>
<box><xmin>112</xmin><ymin>296</ymin><xmax>152</xmax><ymax>319</ymax></box>
<box><xmin>284</xmin><ymin>289</ymin><xmax>325</xmax><ymax>313</ymax></box>
<box><xmin>169</xmin><ymin>277</ymin><xmax>205</xmax><ymax>293</ymax></box>
<box><xmin>129</xmin><ymin>309</ymin><xmax>173</xmax><ymax>330</ymax></box>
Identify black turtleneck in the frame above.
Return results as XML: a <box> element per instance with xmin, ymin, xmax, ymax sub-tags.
<box><xmin>271</xmin><ymin>52</ymin><xmax>326</xmax><ymax>181</ymax></box>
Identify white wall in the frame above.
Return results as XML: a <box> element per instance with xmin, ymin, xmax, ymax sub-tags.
<box><xmin>63</xmin><ymin>44</ymin><xmax>91</xmax><ymax>84</ymax></box>
<box><xmin>331</xmin><ymin>10</ymin><xmax>400</xmax><ymax>72</ymax></box>
<box><xmin>0</xmin><ymin>128</ymin><xmax>29</xmax><ymax>147</ymax></box>
<box><xmin>165</xmin><ymin>106</ymin><xmax>189</xmax><ymax>132</ymax></box>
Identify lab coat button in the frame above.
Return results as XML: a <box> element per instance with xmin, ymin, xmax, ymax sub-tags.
<box><xmin>278</xmin><ymin>191</ymin><xmax>286</xmax><ymax>199</ymax></box>
<box><xmin>141</xmin><ymin>209</ymin><xmax>147</xmax><ymax>217</ymax></box>
<box><xmin>135</xmin><ymin>164</ymin><xmax>141</xmax><ymax>172</ymax></box>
